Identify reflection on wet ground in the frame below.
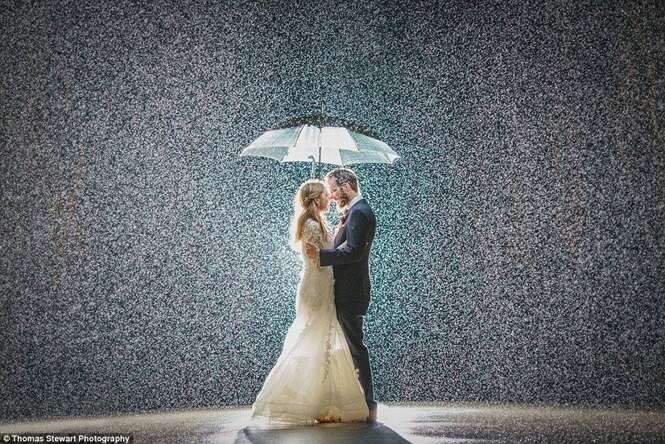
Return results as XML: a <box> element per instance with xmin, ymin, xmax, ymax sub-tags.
<box><xmin>2</xmin><ymin>402</ymin><xmax>665</xmax><ymax>443</ymax></box>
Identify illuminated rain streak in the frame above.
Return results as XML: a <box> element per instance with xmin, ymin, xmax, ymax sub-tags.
<box><xmin>1</xmin><ymin>0</ymin><xmax>664</xmax><ymax>422</ymax></box>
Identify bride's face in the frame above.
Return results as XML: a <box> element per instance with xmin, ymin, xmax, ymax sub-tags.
<box><xmin>317</xmin><ymin>192</ymin><xmax>330</xmax><ymax>212</ymax></box>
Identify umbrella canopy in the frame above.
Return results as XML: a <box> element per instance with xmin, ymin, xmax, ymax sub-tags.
<box><xmin>240</xmin><ymin>114</ymin><xmax>400</xmax><ymax>172</ymax></box>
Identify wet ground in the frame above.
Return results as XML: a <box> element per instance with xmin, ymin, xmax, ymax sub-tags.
<box><xmin>2</xmin><ymin>402</ymin><xmax>665</xmax><ymax>443</ymax></box>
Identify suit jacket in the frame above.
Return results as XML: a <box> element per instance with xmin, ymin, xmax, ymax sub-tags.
<box><xmin>320</xmin><ymin>198</ymin><xmax>376</xmax><ymax>315</ymax></box>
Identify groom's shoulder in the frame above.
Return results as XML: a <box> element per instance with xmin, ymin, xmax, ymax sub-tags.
<box><xmin>353</xmin><ymin>199</ymin><xmax>375</xmax><ymax>220</ymax></box>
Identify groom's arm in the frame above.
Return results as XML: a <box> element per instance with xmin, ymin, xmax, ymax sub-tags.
<box><xmin>319</xmin><ymin>211</ymin><xmax>371</xmax><ymax>266</ymax></box>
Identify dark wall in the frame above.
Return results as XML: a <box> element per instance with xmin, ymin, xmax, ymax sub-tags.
<box><xmin>1</xmin><ymin>0</ymin><xmax>664</xmax><ymax>421</ymax></box>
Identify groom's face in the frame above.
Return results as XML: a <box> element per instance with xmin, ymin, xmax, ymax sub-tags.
<box><xmin>326</xmin><ymin>176</ymin><xmax>351</xmax><ymax>208</ymax></box>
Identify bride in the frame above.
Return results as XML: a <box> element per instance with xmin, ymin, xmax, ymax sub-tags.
<box><xmin>250</xmin><ymin>179</ymin><xmax>369</xmax><ymax>426</ymax></box>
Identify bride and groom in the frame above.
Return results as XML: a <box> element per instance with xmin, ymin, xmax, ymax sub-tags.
<box><xmin>250</xmin><ymin>167</ymin><xmax>378</xmax><ymax>426</ymax></box>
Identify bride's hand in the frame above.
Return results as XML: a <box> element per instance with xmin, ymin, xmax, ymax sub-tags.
<box><xmin>304</xmin><ymin>242</ymin><xmax>319</xmax><ymax>259</ymax></box>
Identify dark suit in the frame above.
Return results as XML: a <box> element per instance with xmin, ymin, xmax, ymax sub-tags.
<box><xmin>319</xmin><ymin>198</ymin><xmax>377</xmax><ymax>411</ymax></box>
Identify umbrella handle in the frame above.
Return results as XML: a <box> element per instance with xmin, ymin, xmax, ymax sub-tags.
<box><xmin>308</xmin><ymin>155</ymin><xmax>316</xmax><ymax>179</ymax></box>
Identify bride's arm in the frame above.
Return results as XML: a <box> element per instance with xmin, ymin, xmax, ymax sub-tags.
<box><xmin>302</xmin><ymin>220</ymin><xmax>324</xmax><ymax>269</ymax></box>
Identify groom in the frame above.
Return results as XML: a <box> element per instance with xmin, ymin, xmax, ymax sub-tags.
<box><xmin>304</xmin><ymin>168</ymin><xmax>378</xmax><ymax>423</ymax></box>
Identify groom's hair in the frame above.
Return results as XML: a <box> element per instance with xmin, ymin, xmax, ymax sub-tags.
<box><xmin>326</xmin><ymin>168</ymin><xmax>359</xmax><ymax>192</ymax></box>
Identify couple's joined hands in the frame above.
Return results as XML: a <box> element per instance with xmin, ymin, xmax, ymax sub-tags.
<box><xmin>304</xmin><ymin>242</ymin><xmax>319</xmax><ymax>259</ymax></box>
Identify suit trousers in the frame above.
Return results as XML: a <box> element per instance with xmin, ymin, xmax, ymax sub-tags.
<box><xmin>336</xmin><ymin>306</ymin><xmax>377</xmax><ymax>411</ymax></box>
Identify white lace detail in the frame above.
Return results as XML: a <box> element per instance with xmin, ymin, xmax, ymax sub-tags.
<box><xmin>322</xmin><ymin>316</ymin><xmax>334</xmax><ymax>382</ymax></box>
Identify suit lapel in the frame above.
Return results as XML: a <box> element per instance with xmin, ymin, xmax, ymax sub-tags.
<box><xmin>334</xmin><ymin>221</ymin><xmax>346</xmax><ymax>247</ymax></box>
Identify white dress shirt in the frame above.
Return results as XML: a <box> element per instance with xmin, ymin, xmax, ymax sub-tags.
<box><xmin>342</xmin><ymin>193</ymin><xmax>364</xmax><ymax>216</ymax></box>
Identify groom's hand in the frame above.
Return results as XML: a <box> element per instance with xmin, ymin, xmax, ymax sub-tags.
<box><xmin>304</xmin><ymin>242</ymin><xmax>319</xmax><ymax>259</ymax></box>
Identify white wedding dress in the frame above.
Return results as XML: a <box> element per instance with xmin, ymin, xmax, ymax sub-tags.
<box><xmin>250</xmin><ymin>219</ymin><xmax>369</xmax><ymax>426</ymax></box>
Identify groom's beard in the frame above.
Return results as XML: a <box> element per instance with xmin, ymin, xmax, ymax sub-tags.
<box><xmin>337</xmin><ymin>191</ymin><xmax>350</xmax><ymax>208</ymax></box>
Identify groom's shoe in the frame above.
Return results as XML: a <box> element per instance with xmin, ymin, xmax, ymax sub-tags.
<box><xmin>367</xmin><ymin>408</ymin><xmax>378</xmax><ymax>423</ymax></box>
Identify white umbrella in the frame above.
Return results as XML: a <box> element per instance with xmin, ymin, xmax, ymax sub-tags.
<box><xmin>240</xmin><ymin>114</ymin><xmax>400</xmax><ymax>177</ymax></box>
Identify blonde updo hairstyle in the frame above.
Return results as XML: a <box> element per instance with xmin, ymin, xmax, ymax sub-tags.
<box><xmin>289</xmin><ymin>179</ymin><xmax>330</xmax><ymax>252</ymax></box>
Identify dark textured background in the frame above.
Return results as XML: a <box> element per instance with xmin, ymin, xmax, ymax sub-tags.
<box><xmin>1</xmin><ymin>0</ymin><xmax>664</xmax><ymax>421</ymax></box>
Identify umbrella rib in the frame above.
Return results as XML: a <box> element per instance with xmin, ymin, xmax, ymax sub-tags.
<box><xmin>292</xmin><ymin>124</ymin><xmax>306</xmax><ymax>149</ymax></box>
